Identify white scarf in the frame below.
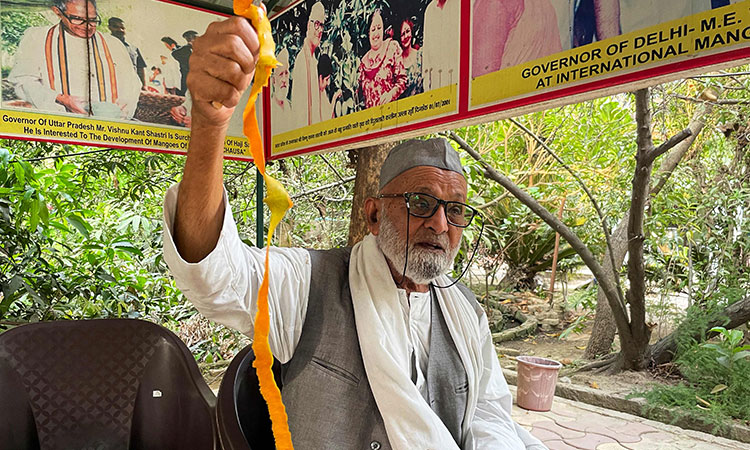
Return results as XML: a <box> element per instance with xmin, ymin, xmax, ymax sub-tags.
<box><xmin>349</xmin><ymin>234</ymin><xmax>484</xmax><ymax>449</ymax></box>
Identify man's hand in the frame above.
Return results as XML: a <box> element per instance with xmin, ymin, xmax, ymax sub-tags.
<box><xmin>56</xmin><ymin>94</ymin><xmax>86</xmax><ymax>114</ymax></box>
<box><xmin>187</xmin><ymin>17</ymin><xmax>260</xmax><ymax>130</ymax></box>
<box><xmin>170</xmin><ymin>105</ymin><xmax>191</xmax><ymax>127</ymax></box>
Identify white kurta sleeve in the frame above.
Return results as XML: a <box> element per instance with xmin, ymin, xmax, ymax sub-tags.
<box><xmin>162</xmin><ymin>183</ymin><xmax>311</xmax><ymax>363</ymax></box>
<box><xmin>470</xmin><ymin>316</ymin><xmax>548</xmax><ymax>449</ymax></box>
<box><xmin>8</xmin><ymin>27</ymin><xmax>65</xmax><ymax>112</ymax></box>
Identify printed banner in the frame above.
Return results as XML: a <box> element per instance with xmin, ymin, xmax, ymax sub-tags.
<box><xmin>2</xmin><ymin>0</ymin><xmax>749</xmax><ymax>160</ymax></box>
<box><xmin>471</xmin><ymin>0</ymin><xmax>750</xmax><ymax>109</ymax></box>
<box><xmin>268</xmin><ymin>0</ymin><xmax>461</xmax><ymax>158</ymax></box>
<box><xmin>0</xmin><ymin>0</ymin><xmax>259</xmax><ymax>160</ymax></box>
<box><xmin>266</xmin><ymin>0</ymin><xmax>749</xmax><ymax>159</ymax></box>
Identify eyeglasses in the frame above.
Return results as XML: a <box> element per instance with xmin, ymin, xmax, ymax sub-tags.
<box><xmin>61</xmin><ymin>11</ymin><xmax>101</xmax><ymax>26</ymax></box>
<box><xmin>378</xmin><ymin>192</ymin><xmax>478</xmax><ymax>228</ymax></box>
<box><xmin>309</xmin><ymin>19</ymin><xmax>324</xmax><ymax>31</ymax></box>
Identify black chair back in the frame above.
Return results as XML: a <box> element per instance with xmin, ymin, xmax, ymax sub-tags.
<box><xmin>216</xmin><ymin>345</ymin><xmax>280</xmax><ymax>450</ymax></box>
<box><xmin>0</xmin><ymin>319</ymin><xmax>216</xmax><ymax>449</ymax></box>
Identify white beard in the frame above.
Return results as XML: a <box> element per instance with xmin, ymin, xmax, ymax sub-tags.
<box><xmin>375</xmin><ymin>211</ymin><xmax>460</xmax><ymax>285</ymax></box>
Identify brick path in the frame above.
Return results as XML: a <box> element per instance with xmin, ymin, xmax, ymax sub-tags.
<box><xmin>509</xmin><ymin>386</ymin><xmax>746</xmax><ymax>449</ymax></box>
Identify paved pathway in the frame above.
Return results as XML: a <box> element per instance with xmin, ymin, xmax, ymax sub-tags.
<box><xmin>509</xmin><ymin>386</ymin><xmax>746</xmax><ymax>449</ymax></box>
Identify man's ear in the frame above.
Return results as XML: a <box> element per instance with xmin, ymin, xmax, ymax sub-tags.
<box><xmin>364</xmin><ymin>197</ymin><xmax>380</xmax><ymax>235</ymax></box>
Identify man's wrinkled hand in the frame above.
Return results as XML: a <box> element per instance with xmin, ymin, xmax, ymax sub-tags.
<box><xmin>186</xmin><ymin>17</ymin><xmax>260</xmax><ymax>129</ymax></box>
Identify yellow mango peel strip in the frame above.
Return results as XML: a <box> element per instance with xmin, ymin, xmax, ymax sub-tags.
<box><xmin>234</xmin><ymin>2</ymin><xmax>294</xmax><ymax>449</ymax></box>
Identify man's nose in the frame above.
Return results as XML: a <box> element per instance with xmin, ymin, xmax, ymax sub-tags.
<box><xmin>423</xmin><ymin>205</ymin><xmax>449</xmax><ymax>234</ymax></box>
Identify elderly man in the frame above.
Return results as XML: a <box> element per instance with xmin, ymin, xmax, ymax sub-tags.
<box><xmin>164</xmin><ymin>16</ymin><xmax>546</xmax><ymax>450</ymax></box>
<box><xmin>9</xmin><ymin>0</ymin><xmax>141</xmax><ymax>118</ymax></box>
<box><xmin>270</xmin><ymin>47</ymin><xmax>292</xmax><ymax>135</ymax></box>
<box><xmin>290</xmin><ymin>1</ymin><xmax>326</xmax><ymax>128</ymax></box>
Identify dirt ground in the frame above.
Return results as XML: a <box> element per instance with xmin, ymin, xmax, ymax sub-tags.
<box><xmin>496</xmin><ymin>324</ymin><xmax>667</xmax><ymax>397</ymax></box>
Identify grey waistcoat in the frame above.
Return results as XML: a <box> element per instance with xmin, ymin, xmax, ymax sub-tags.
<box><xmin>280</xmin><ymin>248</ymin><xmax>478</xmax><ymax>450</ymax></box>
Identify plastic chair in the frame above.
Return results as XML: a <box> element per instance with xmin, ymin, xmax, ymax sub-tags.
<box><xmin>0</xmin><ymin>318</ymin><xmax>217</xmax><ymax>449</ymax></box>
<box><xmin>216</xmin><ymin>344</ymin><xmax>281</xmax><ymax>449</ymax></box>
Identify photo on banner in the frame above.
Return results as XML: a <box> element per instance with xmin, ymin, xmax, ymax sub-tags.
<box><xmin>269</xmin><ymin>0</ymin><xmax>461</xmax><ymax>158</ymax></box>
<box><xmin>470</xmin><ymin>0</ymin><xmax>749</xmax><ymax>109</ymax></box>
<box><xmin>0</xmin><ymin>0</ymin><xmax>258</xmax><ymax>159</ymax></box>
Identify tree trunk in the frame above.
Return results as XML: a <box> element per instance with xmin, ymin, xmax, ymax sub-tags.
<box><xmin>647</xmin><ymin>295</ymin><xmax>750</xmax><ymax>365</ymax></box>
<box><xmin>584</xmin><ymin>221</ymin><xmax>629</xmax><ymax>358</ymax></box>
<box><xmin>585</xmin><ymin>102</ymin><xmax>711</xmax><ymax>359</ymax></box>
<box><xmin>347</xmin><ymin>143</ymin><xmax>393</xmax><ymax>246</ymax></box>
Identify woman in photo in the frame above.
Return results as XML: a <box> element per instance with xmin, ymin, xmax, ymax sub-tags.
<box><xmin>357</xmin><ymin>9</ymin><xmax>407</xmax><ymax>109</ymax></box>
<box><xmin>399</xmin><ymin>17</ymin><xmax>423</xmax><ymax>99</ymax></box>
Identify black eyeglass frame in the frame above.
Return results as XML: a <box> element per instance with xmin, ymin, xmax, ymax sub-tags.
<box><xmin>61</xmin><ymin>11</ymin><xmax>102</xmax><ymax>25</ymax></box>
<box><xmin>377</xmin><ymin>192</ymin><xmax>479</xmax><ymax>228</ymax></box>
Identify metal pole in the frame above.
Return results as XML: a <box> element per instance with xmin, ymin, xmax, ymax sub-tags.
<box><xmin>548</xmin><ymin>197</ymin><xmax>566</xmax><ymax>304</ymax></box>
<box><xmin>256</xmin><ymin>168</ymin><xmax>264</xmax><ymax>248</ymax></box>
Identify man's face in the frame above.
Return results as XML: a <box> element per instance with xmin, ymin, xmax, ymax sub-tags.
<box><xmin>374</xmin><ymin>166</ymin><xmax>467</xmax><ymax>284</ymax></box>
<box><xmin>272</xmin><ymin>65</ymin><xmax>289</xmax><ymax>99</ymax></box>
<box><xmin>54</xmin><ymin>0</ymin><xmax>98</xmax><ymax>39</ymax></box>
<box><xmin>109</xmin><ymin>20</ymin><xmax>125</xmax><ymax>39</ymax></box>
<box><xmin>307</xmin><ymin>5</ymin><xmax>325</xmax><ymax>49</ymax></box>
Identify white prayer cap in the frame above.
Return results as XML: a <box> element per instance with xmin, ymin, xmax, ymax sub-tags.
<box><xmin>379</xmin><ymin>138</ymin><xmax>464</xmax><ymax>190</ymax></box>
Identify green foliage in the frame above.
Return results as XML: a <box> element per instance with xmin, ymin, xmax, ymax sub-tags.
<box><xmin>559</xmin><ymin>285</ymin><xmax>597</xmax><ymax>339</ymax></box>
<box><xmin>634</xmin><ymin>333</ymin><xmax>750</xmax><ymax>429</ymax></box>
<box><xmin>0</xmin><ymin>138</ymin><xmax>355</xmax><ymax>364</ymax></box>
<box><xmin>0</xmin><ymin>11</ymin><xmax>48</xmax><ymax>58</ymax></box>
<box><xmin>0</xmin><ymin>141</ymin><xmax>185</xmax><ymax>324</ymax></box>
<box><xmin>702</xmin><ymin>326</ymin><xmax>750</xmax><ymax>372</ymax></box>
<box><xmin>456</xmin><ymin>97</ymin><xmax>635</xmax><ymax>290</ymax></box>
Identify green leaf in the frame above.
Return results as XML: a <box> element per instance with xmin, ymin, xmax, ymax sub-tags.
<box><xmin>0</xmin><ymin>147</ymin><xmax>10</xmax><ymax>164</ymax></box>
<box><xmin>0</xmin><ymin>276</ymin><xmax>24</xmax><ymax>312</ymax></box>
<box><xmin>49</xmin><ymin>220</ymin><xmax>71</xmax><ymax>233</ymax></box>
<box><xmin>38</xmin><ymin>200</ymin><xmax>49</xmax><ymax>226</ymax></box>
<box><xmin>22</xmin><ymin>282</ymin><xmax>47</xmax><ymax>307</ymax></box>
<box><xmin>66</xmin><ymin>214</ymin><xmax>90</xmax><ymax>238</ymax></box>
<box><xmin>95</xmin><ymin>270</ymin><xmax>116</xmax><ymax>283</ymax></box>
<box><xmin>114</xmin><ymin>246</ymin><xmax>143</xmax><ymax>257</ymax></box>
<box><xmin>710</xmin><ymin>384</ymin><xmax>728</xmax><ymax>394</ymax></box>
<box><xmin>14</xmin><ymin>163</ymin><xmax>25</xmax><ymax>184</ymax></box>
<box><xmin>29</xmin><ymin>200</ymin><xmax>40</xmax><ymax>231</ymax></box>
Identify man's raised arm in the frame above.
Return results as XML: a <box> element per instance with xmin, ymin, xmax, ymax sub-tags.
<box><xmin>173</xmin><ymin>17</ymin><xmax>260</xmax><ymax>262</ymax></box>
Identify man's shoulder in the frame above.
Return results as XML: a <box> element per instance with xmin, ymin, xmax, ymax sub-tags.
<box><xmin>19</xmin><ymin>25</ymin><xmax>52</xmax><ymax>41</ymax></box>
<box><xmin>98</xmin><ymin>32</ymin><xmax>129</xmax><ymax>50</ymax></box>
<box><xmin>307</xmin><ymin>247</ymin><xmax>351</xmax><ymax>265</ymax></box>
<box><xmin>306</xmin><ymin>247</ymin><xmax>351</xmax><ymax>285</ymax></box>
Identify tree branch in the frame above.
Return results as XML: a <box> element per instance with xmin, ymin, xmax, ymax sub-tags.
<box><xmin>673</xmin><ymin>94</ymin><xmax>750</xmax><ymax>105</ymax></box>
<box><xmin>476</xmin><ymin>192</ymin><xmax>510</xmax><ymax>210</ymax></box>
<box><xmin>648</xmin><ymin>128</ymin><xmax>693</xmax><ymax>163</ymax></box>
<box><xmin>319</xmin><ymin>154</ymin><xmax>348</xmax><ymax>185</ymax></box>
<box><xmin>650</xmin><ymin>103</ymin><xmax>712</xmax><ymax>196</ymax></box>
<box><xmin>635</xmin><ymin>89</ymin><xmax>655</xmax><ymax>156</ymax></box>
<box><xmin>507</xmin><ymin>117</ymin><xmax>626</xmax><ymax>309</ymax></box>
<box><xmin>291</xmin><ymin>176</ymin><xmax>355</xmax><ymax>200</ymax></box>
<box><xmin>447</xmin><ymin>131</ymin><xmax>631</xmax><ymax>333</ymax></box>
